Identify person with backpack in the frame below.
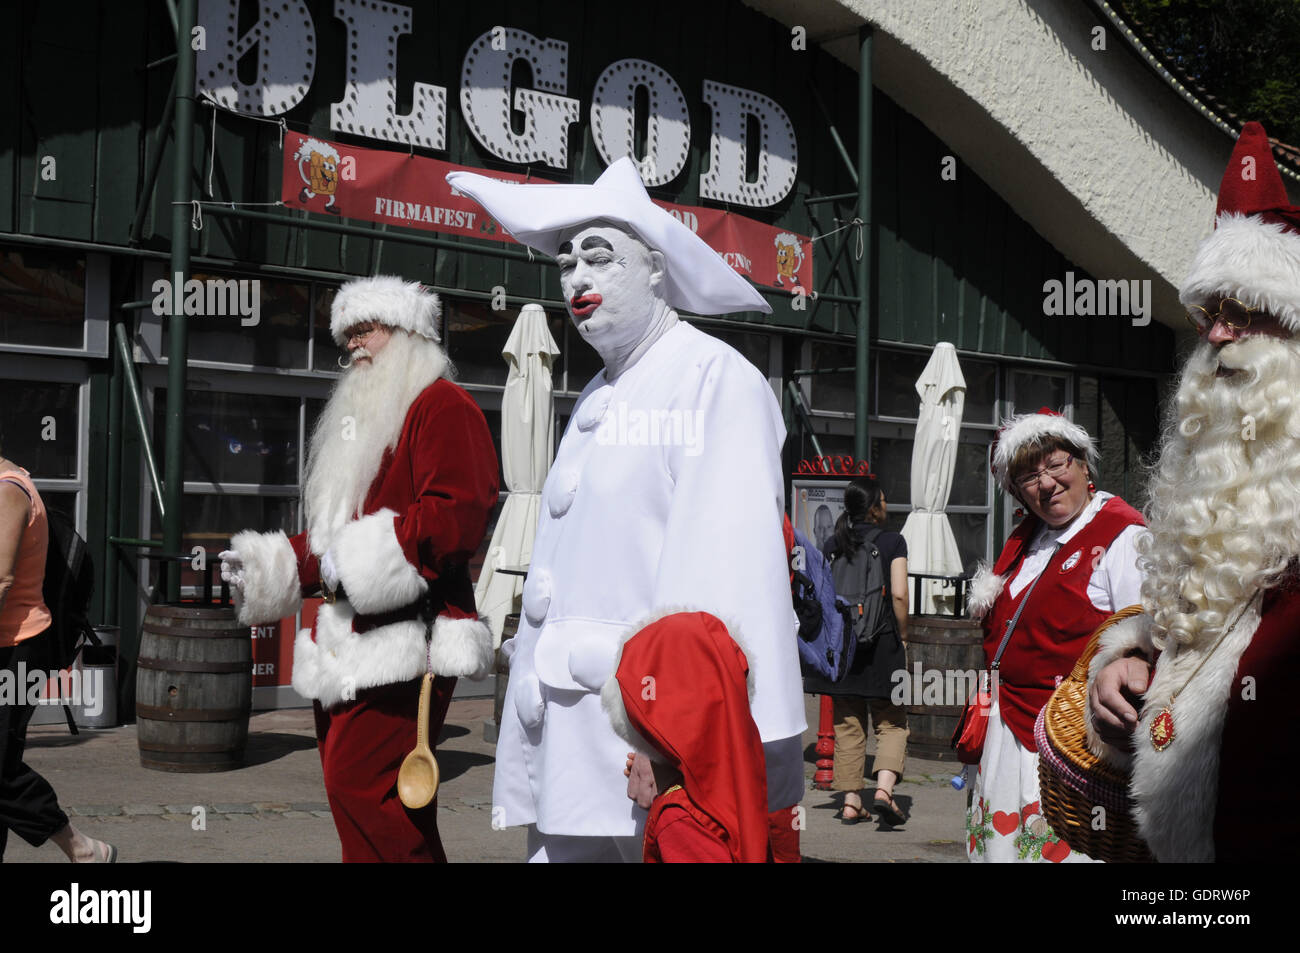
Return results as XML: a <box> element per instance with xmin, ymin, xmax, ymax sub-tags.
<box><xmin>0</xmin><ymin>453</ymin><xmax>116</xmax><ymax>862</ymax></box>
<box><xmin>804</xmin><ymin>476</ymin><xmax>910</xmax><ymax>826</ymax></box>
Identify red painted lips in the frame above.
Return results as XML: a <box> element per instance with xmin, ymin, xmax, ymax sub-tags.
<box><xmin>571</xmin><ymin>294</ymin><xmax>602</xmax><ymax>317</ymax></box>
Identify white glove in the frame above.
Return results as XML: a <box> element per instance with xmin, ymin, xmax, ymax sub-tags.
<box><xmin>218</xmin><ymin>550</ymin><xmax>244</xmax><ymax>590</ymax></box>
<box><xmin>321</xmin><ymin>549</ymin><xmax>340</xmax><ymax>590</ymax></box>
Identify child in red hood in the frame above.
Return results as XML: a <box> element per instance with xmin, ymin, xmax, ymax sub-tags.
<box><xmin>601</xmin><ymin>611</ymin><xmax>770</xmax><ymax>863</ymax></box>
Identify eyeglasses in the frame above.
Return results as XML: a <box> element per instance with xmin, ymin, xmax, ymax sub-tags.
<box><xmin>1014</xmin><ymin>454</ymin><xmax>1076</xmax><ymax>490</ymax></box>
<box><xmin>344</xmin><ymin>324</ymin><xmax>381</xmax><ymax>346</ymax></box>
<box><xmin>1184</xmin><ymin>297</ymin><xmax>1260</xmax><ymax>336</ymax></box>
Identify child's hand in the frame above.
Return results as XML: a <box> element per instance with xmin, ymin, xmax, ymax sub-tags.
<box><xmin>625</xmin><ymin>752</ymin><xmax>658</xmax><ymax>809</ymax></box>
<box><xmin>624</xmin><ymin>752</ymin><xmax>636</xmax><ymax>778</ymax></box>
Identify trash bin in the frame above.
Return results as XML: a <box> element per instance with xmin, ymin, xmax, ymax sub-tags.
<box><xmin>73</xmin><ymin>625</ymin><xmax>119</xmax><ymax>729</ymax></box>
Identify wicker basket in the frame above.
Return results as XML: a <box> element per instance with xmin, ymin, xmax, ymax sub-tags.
<box><xmin>1036</xmin><ymin>605</ymin><xmax>1154</xmax><ymax>863</ymax></box>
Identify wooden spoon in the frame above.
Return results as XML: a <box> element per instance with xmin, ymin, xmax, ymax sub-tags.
<box><xmin>398</xmin><ymin>673</ymin><xmax>440</xmax><ymax>809</ymax></box>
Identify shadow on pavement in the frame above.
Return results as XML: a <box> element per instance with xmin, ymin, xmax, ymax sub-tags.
<box><xmin>243</xmin><ymin>731</ymin><xmax>319</xmax><ymax>766</ymax></box>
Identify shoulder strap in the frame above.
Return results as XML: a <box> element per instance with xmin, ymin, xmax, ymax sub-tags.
<box><xmin>0</xmin><ymin>477</ymin><xmax>32</xmax><ymax>501</ymax></box>
<box><xmin>989</xmin><ymin>541</ymin><xmax>1062</xmax><ymax>670</ymax></box>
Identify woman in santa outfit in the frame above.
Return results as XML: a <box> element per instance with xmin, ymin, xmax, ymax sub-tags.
<box><xmin>965</xmin><ymin>410</ymin><xmax>1144</xmax><ymax>862</ymax></box>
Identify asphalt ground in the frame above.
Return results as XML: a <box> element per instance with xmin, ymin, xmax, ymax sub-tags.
<box><xmin>7</xmin><ymin>695</ymin><xmax>969</xmax><ymax>864</ymax></box>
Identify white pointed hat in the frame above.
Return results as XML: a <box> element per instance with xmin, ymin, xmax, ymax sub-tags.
<box><xmin>446</xmin><ymin>157</ymin><xmax>772</xmax><ymax>315</ymax></box>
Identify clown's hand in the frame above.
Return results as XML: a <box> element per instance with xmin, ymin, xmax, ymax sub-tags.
<box><xmin>218</xmin><ymin>550</ymin><xmax>244</xmax><ymax>590</ymax></box>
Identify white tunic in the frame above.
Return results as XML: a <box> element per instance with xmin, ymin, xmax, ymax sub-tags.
<box><xmin>492</xmin><ymin>320</ymin><xmax>807</xmax><ymax>836</ymax></box>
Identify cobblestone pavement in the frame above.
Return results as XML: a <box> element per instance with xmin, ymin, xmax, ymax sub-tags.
<box><xmin>7</xmin><ymin>697</ymin><xmax>967</xmax><ymax>863</ymax></box>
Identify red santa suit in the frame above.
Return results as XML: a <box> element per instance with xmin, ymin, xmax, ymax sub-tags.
<box><xmin>601</xmin><ymin>611</ymin><xmax>771</xmax><ymax>864</ymax></box>
<box><xmin>229</xmin><ymin>276</ymin><xmax>499</xmax><ymax>862</ymax></box>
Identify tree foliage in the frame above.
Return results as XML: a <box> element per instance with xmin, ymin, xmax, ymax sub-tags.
<box><xmin>1117</xmin><ymin>0</ymin><xmax>1300</xmax><ymax>147</ymax></box>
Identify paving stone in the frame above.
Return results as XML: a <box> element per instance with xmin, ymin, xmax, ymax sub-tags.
<box><xmin>164</xmin><ymin>804</ymin><xmax>200</xmax><ymax>815</ymax></box>
<box><xmin>310</xmin><ymin>810</ymin><xmax>332</xmax><ymax>819</ymax></box>
<box><xmin>253</xmin><ymin>802</ymin><xmax>291</xmax><ymax>813</ymax></box>
<box><xmin>212</xmin><ymin>803</ymin><xmax>256</xmax><ymax>814</ymax></box>
<box><xmin>123</xmin><ymin>804</ymin><xmax>166</xmax><ymax>816</ymax></box>
<box><xmin>291</xmin><ymin>802</ymin><xmax>331</xmax><ymax>813</ymax></box>
<box><xmin>75</xmin><ymin>805</ymin><xmax>123</xmax><ymax>817</ymax></box>
<box><xmin>220</xmin><ymin>813</ymin><xmax>257</xmax><ymax>822</ymax></box>
<box><xmin>281</xmin><ymin>811</ymin><xmax>314</xmax><ymax>819</ymax></box>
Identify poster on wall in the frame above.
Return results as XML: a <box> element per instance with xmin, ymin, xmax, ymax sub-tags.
<box><xmin>791</xmin><ymin>480</ymin><xmax>848</xmax><ymax>557</ymax></box>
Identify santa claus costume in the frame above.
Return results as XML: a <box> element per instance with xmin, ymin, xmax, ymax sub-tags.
<box><xmin>966</xmin><ymin>410</ymin><xmax>1145</xmax><ymax>863</ymax></box>
<box><xmin>601</xmin><ymin>611</ymin><xmax>771</xmax><ymax>863</ymax></box>
<box><xmin>1087</xmin><ymin>123</ymin><xmax>1300</xmax><ymax>862</ymax></box>
<box><xmin>225</xmin><ymin>276</ymin><xmax>499</xmax><ymax>862</ymax></box>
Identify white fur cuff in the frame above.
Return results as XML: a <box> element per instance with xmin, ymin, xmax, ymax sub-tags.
<box><xmin>966</xmin><ymin>562</ymin><xmax>1005</xmax><ymax>622</ymax></box>
<box><xmin>332</xmin><ymin>508</ymin><xmax>426</xmax><ymax>615</ymax></box>
<box><xmin>230</xmin><ymin>530</ymin><xmax>302</xmax><ymax>626</ymax></box>
<box><xmin>1084</xmin><ymin>610</ymin><xmax>1153</xmax><ymax>764</ymax></box>
<box><xmin>429</xmin><ymin>615</ymin><xmax>494</xmax><ymax>679</ymax></box>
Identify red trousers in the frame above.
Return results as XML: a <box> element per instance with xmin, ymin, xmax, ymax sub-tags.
<box><xmin>313</xmin><ymin>675</ymin><xmax>457</xmax><ymax>862</ymax></box>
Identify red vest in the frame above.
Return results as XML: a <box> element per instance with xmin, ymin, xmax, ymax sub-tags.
<box><xmin>985</xmin><ymin>497</ymin><xmax>1145</xmax><ymax>749</ymax></box>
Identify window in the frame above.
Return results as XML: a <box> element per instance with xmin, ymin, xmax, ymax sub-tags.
<box><xmin>163</xmin><ymin>274</ymin><xmax>310</xmax><ymax>369</ymax></box>
<box><xmin>0</xmin><ymin>248</ymin><xmax>86</xmax><ymax>350</ymax></box>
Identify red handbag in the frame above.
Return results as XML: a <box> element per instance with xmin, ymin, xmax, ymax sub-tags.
<box><xmin>951</xmin><ymin>542</ymin><xmax>1060</xmax><ymax>764</ymax></box>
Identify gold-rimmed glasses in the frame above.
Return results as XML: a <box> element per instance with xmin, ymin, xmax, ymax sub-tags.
<box><xmin>1185</xmin><ymin>297</ymin><xmax>1259</xmax><ymax>336</ymax></box>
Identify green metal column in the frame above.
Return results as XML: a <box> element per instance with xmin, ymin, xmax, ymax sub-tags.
<box><xmin>163</xmin><ymin>0</ymin><xmax>197</xmax><ymax>600</ymax></box>
<box><xmin>105</xmin><ymin>318</ymin><xmax>124</xmax><ymax>623</ymax></box>
<box><xmin>854</xmin><ymin>25</ymin><xmax>874</xmax><ymax>464</ymax></box>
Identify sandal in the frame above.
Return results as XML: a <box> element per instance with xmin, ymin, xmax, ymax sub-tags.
<box><xmin>873</xmin><ymin>792</ymin><xmax>906</xmax><ymax>826</ymax></box>
<box><xmin>835</xmin><ymin>798</ymin><xmax>870</xmax><ymax>825</ymax></box>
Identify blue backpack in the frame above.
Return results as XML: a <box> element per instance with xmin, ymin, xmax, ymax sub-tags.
<box><xmin>790</xmin><ymin>527</ymin><xmax>855</xmax><ymax>681</ymax></box>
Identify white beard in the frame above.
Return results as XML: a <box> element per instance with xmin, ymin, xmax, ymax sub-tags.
<box><xmin>1140</xmin><ymin>334</ymin><xmax>1300</xmax><ymax>651</ymax></box>
<box><xmin>302</xmin><ymin>332</ymin><xmax>450</xmax><ymax>553</ymax></box>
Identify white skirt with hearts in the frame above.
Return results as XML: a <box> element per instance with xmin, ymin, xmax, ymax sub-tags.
<box><xmin>965</xmin><ymin>695</ymin><xmax>1098</xmax><ymax>863</ymax></box>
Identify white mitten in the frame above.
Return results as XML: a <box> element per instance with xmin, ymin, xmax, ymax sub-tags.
<box><xmin>218</xmin><ymin>550</ymin><xmax>244</xmax><ymax>590</ymax></box>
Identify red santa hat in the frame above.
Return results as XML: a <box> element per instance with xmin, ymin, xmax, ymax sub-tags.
<box><xmin>1180</xmin><ymin>122</ymin><xmax>1300</xmax><ymax>333</ymax></box>
<box><xmin>330</xmin><ymin>275</ymin><xmax>442</xmax><ymax>346</ymax></box>
<box><xmin>599</xmin><ymin>611</ymin><xmax>769</xmax><ymax>863</ymax></box>
<box><xmin>990</xmin><ymin>407</ymin><xmax>1097</xmax><ymax>496</ymax></box>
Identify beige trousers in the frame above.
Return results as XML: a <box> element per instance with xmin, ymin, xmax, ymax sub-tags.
<box><xmin>831</xmin><ymin>695</ymin><xmax>909</xmax><ymax>791</ymax></box>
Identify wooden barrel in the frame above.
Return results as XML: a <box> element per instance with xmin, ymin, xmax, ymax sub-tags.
<box><xmin>904</xmin><ymin>616</ymin><xmax>985</xmax><ymax>761</ymax></box>
<box><xmin>135</xmin><ymin>604</ymin><xmax>252</xmax><ymax>773</ymax></box>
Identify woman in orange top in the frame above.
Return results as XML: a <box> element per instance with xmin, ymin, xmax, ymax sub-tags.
<box><xmin>0</xmin><ymin>452</ymin><xmax>116</xmax><ymax>862</ymax></box>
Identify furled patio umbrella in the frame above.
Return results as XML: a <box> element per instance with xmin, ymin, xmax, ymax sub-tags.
<box><xmin>900</xmin><ymin>342</ymin><xmax>967</xmax><ymax>615</ymax></box>
<box><xmin>474</xmin><ymin>303</ymin><xmax>560</xmax><ymax>644</ymax></box>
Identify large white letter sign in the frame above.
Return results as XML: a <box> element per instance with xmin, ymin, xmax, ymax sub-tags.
<box><xmin>330</xmin><ymin>0</ymin><xmax>446</xmax><ymax>149</ymax></box>
<box><xmin>590</xmin><ymin>59</ymin><xmax>691</xmax><ymax>187</ymax></box>
<box><xmin>700</xmin><ymin>80</ymin><xmax>798</xmax><ymax>207</ymax></box>
<box><xmin>195</xmin><ymin>0</ymin><xmax>316</xmax><ymax>116</ymax></box>
<box><xmin>460</xmin><ymin>27</ymin><xmax>580</xmax><ymax>169</ymax></box>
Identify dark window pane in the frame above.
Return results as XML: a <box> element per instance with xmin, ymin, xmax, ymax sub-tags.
<box><xmin>951</xmin><ymin>512</ymin><xmax>989</xmax><ymax>575</ymax></box>
<box><xmin>961</xmin><ymin>359</ymin><xmax>997</xmax><ymax>425</ymax></box>
<box><xmin>312</xmin><ymin>285</ymin><xmax>339</xmax><ymax>374</ymax></box>
<box><xmin>448</xmin><ymin>299</ymin><xmax>525</xmax><ymax>388</ymax></box>
<box><xmin>0</xmin><ymin>249</ymin><xmax>85</xmax><ymax>349</ymax></box>
<box><xmin>40</xmin><ymin>492</ymin><xmax>78</xmax><ymax>524</ymax></box>
<box><xmin>0</xmin><ymin>379</ymin><xmax>78</xmax><ymax>478</ymax></box>
<box><xmin>876</xmin><ymin>351</ymin><xmax>930</xmax><ymax>418</ymax></box>
<box><xmin>164</xmin><ymin>494</ymin><xmax>298</xmax><ymax>596</ymax></box>
<box><xmin>166</xmin><ymin>274</ymin><xmax>309</xmax><ymax>368</ymax></box>
<box><xmin>868</xmin><ymin>435</ymin><xmax>912</xmax><ymax>506</ymax></box>
<box><xmin>950</xmin><ymin>433</ymin><xmax>991</xmax><ymax>507</ymax></box>
<box><xmin>704</xmin><ymin>326</ymin><xmax>770</xmax><ymax>375</ymax></box>
<box><xmin>808</xmin><ymin>341</ymin><xmax>854</xmax><ymax>413</ymax></box>
<box><xmin>1012</xmin><ymin>370</ymin><xmax>1066</xmax><ymax>415</ymax></box>
<box><xmin>155</xmin><ymin>390</ymin><xmax>301</xmax><ymax>485</ymax></box>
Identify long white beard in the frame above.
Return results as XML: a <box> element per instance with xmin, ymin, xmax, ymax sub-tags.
<box><xmin>1140</xmin><ymin>334</ymin><xmax>1300</xmax><ymax>650</ymax></box>
<box><xmin>302</xmin><ymin>333</ymin><xmax>449</xmax><ymax>553</ymax></box>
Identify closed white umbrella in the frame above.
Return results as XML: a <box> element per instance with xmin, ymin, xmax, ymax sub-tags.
<box><xmin>900</xmin><ymin>342</ymin><xmax>967</xmax><ymax>615</ymax></box>
<box><xmin>475</xmin><ymin>304</ymin><xmax>560</xmax><ymax>645</ymax></box>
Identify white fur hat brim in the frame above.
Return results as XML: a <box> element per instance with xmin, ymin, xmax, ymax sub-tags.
<box><xmin>991</xmin><ymin>412</ymin><xmax>1098</xmax><ymax>495</ymax></box>
<box><xmin>446</xmin><ymin>157</ymin><xmax>772</xmax><ymax>316</ymax></box>
<box><xmin>1179</xmin><ymin>212</ymin><xmax>1300</xmax><ymax>334</ymax></box>
<box><xmin>330</xmin><ymin>275</ymin><xmax>442</xmax><ymax>345</ymax></box>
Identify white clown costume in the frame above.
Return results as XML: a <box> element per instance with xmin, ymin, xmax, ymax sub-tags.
<box><xmin>447</xmin><ymin>159</ymin><xmax>806</xmax><ymax>858</ymax></box>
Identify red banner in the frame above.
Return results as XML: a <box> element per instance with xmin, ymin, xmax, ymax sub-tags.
<box><xmin>281</xmin><ymin>131</ymin><xmax>812</xmax><ymax>293</ymax></box>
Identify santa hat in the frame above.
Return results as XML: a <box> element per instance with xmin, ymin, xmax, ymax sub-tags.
<box><xmin>446</xmin><ymin>157</ymin><xmax>772</xmax><ymax>316</ymax></box>
<box><xmin>598</xmin><ymin>611</ymin><xmax>769</xmax><ymax>863</ymax></box>
<box><xmin>990</xmin><ymin>408</ymin><xmax>1098</xmax><ymax>496</ymax></box>
<box><xmin>330</xmin><ymin>275</ymin><xmax>442</xmax><ymax>346</ymax></box>
<box><xmin>1180</xmin><ymin>121</ymin><xmax>1300</xmax><ymax>333</ymax></box>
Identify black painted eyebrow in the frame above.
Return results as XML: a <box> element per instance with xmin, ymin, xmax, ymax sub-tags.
<box><xmin>580</xmin><ymin>236</ymin><xmax>616</xmax><ymax>251</ymax></box>
<box><xmin>557</xmin><ymin>241</ymin><xmax>574</xmax><ymax>256</ymax></box>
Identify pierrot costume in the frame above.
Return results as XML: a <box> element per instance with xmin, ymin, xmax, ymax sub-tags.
<box><xmin>229</xmin><ymin>277</ymin><xmax>500</xmax><ymax>862</ymax></box>
<box><xmin>448</xmin><ymin>158</ymin><xmax>807</xmax><ymax>848</ymax></box>
<box><xmin>1086</xmin><ymin>122</ymin><xmax>1300</xmax><ymax>862</ymax></box>
<box><xmin>601</xmin><ymin>611</ymin><xmax>770</xmax><ymax>863</ymax></box>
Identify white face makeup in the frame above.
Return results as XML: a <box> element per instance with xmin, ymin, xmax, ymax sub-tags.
<box><xmin>555</xmin><ymin>224</ymin><xmax>668</xmax><ymax>372</ymax></box>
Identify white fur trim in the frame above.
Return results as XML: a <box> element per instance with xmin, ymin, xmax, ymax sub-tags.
<box><xmin>330</xmin><ymin>275</ymin><xmax>442</xmax><ymax>345</ymax></box>
<box><xmin>291</xmin><ymin>601</ymin><xmax>429</xmax><ymax>709</ymax></box>
<box><xmin>1127</xmin><ymin>600</ymin><xmax>1263</xmax><ymax>862</ymax></box>
<box><xmin>597</xmin><ymin>607</ymin><xmax>756</xmax><ymax>763</ymax></box>
<box><xmin>229</xmin><ymin>530</ymin><xmax>301</xmax><ymax>625</ymax></box>
<box><xmin>1083</xmin><ymin>611</ymin><xmax>1153</xmax><ymax>767</ymax></box>
<box><xmin>1179</xmin><ymin>213</ymin><xmax>1300</xmax><ymax>333</ymax></box>
<box><xmin>965</xmin><ymin>562</ymin><xmax>1005</xmax><ymax>622</ymax></box>
<box><xmin>428</xmin><ymin>615</ymin><xmax>494</xmax><ymax>679</ymax></box>
<box><xmin>331</xmin><ymin>508</ymin><xmax>426</xmax><ymax>615</ymax></box>
<box><xmin>992</xmin><ymin>412</ymin><xmax>1098</xmax><ymax>494</ymax></box>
